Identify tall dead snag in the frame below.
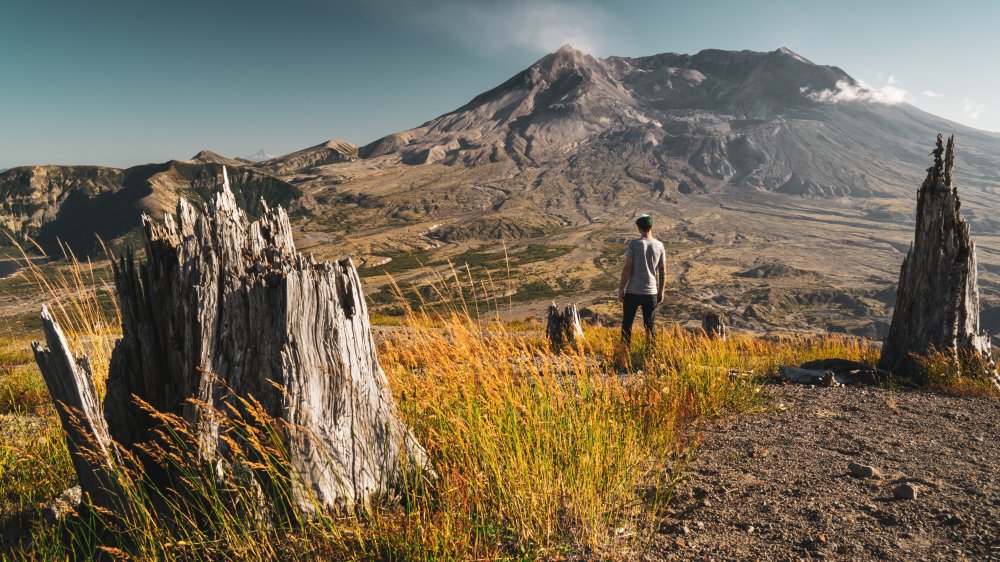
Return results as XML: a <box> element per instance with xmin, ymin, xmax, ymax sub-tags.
<box><xmin>33</xmin><ymin>168</ymin><xmax>430</xmax><ymax>515</ymax></box>
<box><xmin>546</xmin><ymin>302</ymin><xmax>584</xmax><ymax>350</ymax></box>
<box><xmin>702</xmin><ymin>312</ymin><xmax>727</xmax><ymax>341</ymax></box>
<box><xmin>878</xmin><ymin>135</ymin><xmax>999</xmax><ymax>388</ymax></box>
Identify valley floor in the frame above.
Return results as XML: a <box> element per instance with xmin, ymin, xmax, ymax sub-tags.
<box><xmin>660</xmin><ymin>385</ymin><xmax>1000</xmax><ymax>561</ymax></box>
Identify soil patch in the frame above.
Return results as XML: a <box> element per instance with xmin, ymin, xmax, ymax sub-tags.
<box><xmin>660</xmin><ymin>385</ymin><xmax>1000</xmax><ymax>560</ymax></box>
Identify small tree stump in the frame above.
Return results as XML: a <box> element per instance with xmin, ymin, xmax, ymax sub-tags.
<box><xmin>32</xmin><ymin>168</ymin><xmax>430</xmax><ymax>515</ymax></box>
<box><xmin>702</xmin><ymin>312</ymin><xmax>727</xmax><ymax>341</ymax></box>
<box><xmin>546</xmin><ymin>302</ymin><xmax>584</xmax><ymax>350</ymax></box>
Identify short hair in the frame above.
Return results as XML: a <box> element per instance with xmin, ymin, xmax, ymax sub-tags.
<box><xmin>636</xmin><ymin>215</ymin><xmax>653</xmax><ymax>231</ymax></box>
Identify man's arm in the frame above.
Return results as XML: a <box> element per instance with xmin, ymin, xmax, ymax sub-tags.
<box><xmin>656</xmin><ymin>258</ymin><xmax>666</xmax><ymax>305</ymax></box>
<box><xmin>619</xmin><ymin>256</ymin><xmax>633</xmax><ymax>301</ymax></box>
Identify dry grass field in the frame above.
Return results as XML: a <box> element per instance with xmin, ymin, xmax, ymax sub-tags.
<box><xmin>0</xmin><ymin>252</ymin><xmax>897</xmax><ymax>560</ymax></box>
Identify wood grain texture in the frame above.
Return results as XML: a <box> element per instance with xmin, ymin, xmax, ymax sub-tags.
<box><xmin>702</xmin><ymin>311</ymin><xmax>727</xmax><ymax>341</ymax></box>
<box><xmin>34</xmin><ymin>168</ymin><xmax>429</xmax><ymax>515</ymax></box>
<box><xmin>32</xmin><ymin>305</ymin><xmax>123</xmax><ymax>511</ymax></box>
<box><xmin>878</xmin><ymin>135</ymin><xmax>999</xmax><ymax>387</ymax></box>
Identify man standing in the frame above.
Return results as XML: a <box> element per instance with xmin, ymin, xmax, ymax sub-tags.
<box><xmin>618</xmin><ymin>214</ymin><xmax>666</xmax><ymax>347</ymax></box>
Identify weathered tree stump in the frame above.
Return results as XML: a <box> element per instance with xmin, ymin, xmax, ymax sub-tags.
<box><xmin>32</xmin><ymin>306</ymin><xmax>124</xmax><ymax>512</ymax></box>
<box><xmin>546</xmin><ymin>302</ymin><xmax>584</xmax><ymax>350</ymax></box>
<box><xmin>702</xmin><ymin>312</ymin><xmax>727</xmax><ymax>341</ymax></box>
<box><xmin>32</xmin><ymin>168</ymin><xmax>430</xmax><ymax>515</ymax></box>
<box><xmin>878</xmin><ymin>135</ymin><xmax>999</xmax><ymax>388</ymax></box>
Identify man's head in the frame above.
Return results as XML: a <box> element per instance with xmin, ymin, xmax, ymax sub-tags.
<box><xmin>635</xmin><ymin>214</ymin><xmax>653</xmax><ymax>234</ymax></box>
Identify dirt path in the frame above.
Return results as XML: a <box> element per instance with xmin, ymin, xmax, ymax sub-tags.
<box><xmin>659</xmin><ymin>385</ymin><xmax>999</xmax><ymax>561</ymax></box>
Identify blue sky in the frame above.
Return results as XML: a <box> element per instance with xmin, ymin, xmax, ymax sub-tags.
<box><xmin>2</xmin><ymin>0</ymin><xmax>997</xmax><ymax>169</ymax></box>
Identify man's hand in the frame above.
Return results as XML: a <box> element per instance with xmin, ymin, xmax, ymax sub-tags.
<box><xmin>618</xmin><ymin>287</ymin><xmax>626</xmax><ymax>302</ymax></box>
<box><xmin>657</xmin><ymin>292</ymin><xmax>665</xmax><ymax>305</ymax></box>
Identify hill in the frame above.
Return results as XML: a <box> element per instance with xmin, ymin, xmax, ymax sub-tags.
<box><xmin>4</xmin><ymin>47</ymin><xmax>1000</xmax><ymax>337</ymax></box>
<box><xmin>0</xmin><ymin>160</ymin><xmax>301</xmax><ymax>253</ymax></box>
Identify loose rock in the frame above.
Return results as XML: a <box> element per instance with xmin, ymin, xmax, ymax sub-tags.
<box><xmin>848</xmin><ymin>462</ymin><xmax>881</xmax><ymax>479</ymax></box>
<box><xmin>893</xmin><ymin>483</ymin><xmax>918</xmax><ymax>500</ymax></box>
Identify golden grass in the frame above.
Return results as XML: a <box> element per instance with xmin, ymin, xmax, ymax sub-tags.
<box><xmin>0</xmin><ymin>242</ymin><xmax>885</xmax><ymax>560</ymax></box>
<box><xmin>916</xmin><ymin>347</ymin><xmax>1000</xmax><ymax>398</ymax></box>
<box><xmin>3</xmin><ymin>235</ymin><xmax>120</xmax><ymax>392</ymax></box>
<box><xmin>2</xmin><ymin>314</ymin><xmax>883</xmax><ymax>560</ymax></box>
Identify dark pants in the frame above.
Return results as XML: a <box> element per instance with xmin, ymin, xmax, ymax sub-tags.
<box><xmin>621</xmin><ymin>292</ymin><xmax>656</xmax><ymax>346</ymax></box>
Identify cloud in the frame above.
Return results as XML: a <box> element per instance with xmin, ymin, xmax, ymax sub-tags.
<box><xmin>369</xmin><ymin>0</ymin><xmax>620</xmax><ymax>56</ymax></box>
<box><xmin>963</xmin><ymin>98</ymin><xmax>985</xmax><ymax>119</ymax></box>
<box><xmin>801</xmin><ymin>78</ymin><xmax>907</xmax><ymax>105</ymax></box>
<box><xmin>922</xmin><ymin>90</ymin><xmax>943</xmax><ymax>98</ymax></box>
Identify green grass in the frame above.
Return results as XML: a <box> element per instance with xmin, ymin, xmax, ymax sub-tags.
<box><xmin>358</xmin><ymin>249</ymin><xmax>434</xmax><ymax>278</ymax></box>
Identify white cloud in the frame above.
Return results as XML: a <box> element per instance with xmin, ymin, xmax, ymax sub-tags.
<box><xmin>922</xmin><ymin>90</ymin><xmax>943</xmax><ymax>98</ymax></box>
<box><xmin>963</xmin><ymin>98</ymin><xmax>985</xmax><ymax>119</ymax></box>
<box><xmin>802</xmin><ymin>78</ymin><xmax>907</xmax><ymax>105</ymax></box>
<box><xmin>370</xmin><ymin>0</ymin><xmax>619</xmax><ymax>56</ymax></box>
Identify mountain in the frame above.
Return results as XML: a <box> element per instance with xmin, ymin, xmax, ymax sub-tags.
<box><xmin>362</xmin><ymin>45</ymin><xmax>1000</xmax><ymax>199</ymax></box>
<box><xmin>299</xmin><ymin>46</ymin><xmax>1000</xmax><ymax>337</ymax></box>
<box><xmin>253</xmin><ymin>140</ymin><xmax>358</xmax><ymax>176</ymax></box>
<box><xmin>0</xmin><ymin>140</ymin><xmax>357</xmax><ymax>253</ymax></box>
<box><xmin>192</xmin><ymin>150</ymin><xmax>247</xmax><ymax>168</ymax></box>
<box><xmin>5</xmin><ymin>46</ymin><xmax>1000</xmax><ymax>337</ymax></box>
<box><xmin>0</xmin><ymin>160</ymin><xmax>301</xmax><ymax>253</ymax></box>
<box><xmin>244</xmin><ymin>149</ymin><xmax>277</xmax><ymax>162</ymax></box>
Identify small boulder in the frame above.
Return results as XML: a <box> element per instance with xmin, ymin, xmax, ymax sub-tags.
<box><xmin>848</xmin><ymin>462</ymin><xmax>881</xmax><ymax>479</ymax></box>
<box><xmin>893</xmin><ymin>482</ymin><xmax>918</xmax><ymax>500</ymax></box>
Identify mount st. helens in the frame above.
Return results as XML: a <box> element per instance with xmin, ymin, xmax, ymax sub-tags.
<box><xmin>3</xmin><ymin>46</ymin><xmax>1000</xmax><ymax>338</ymax></box>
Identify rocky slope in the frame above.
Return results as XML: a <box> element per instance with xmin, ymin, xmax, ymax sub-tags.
<box><xmin>665</xmin><ymin>384</ymin><xmax>1000</xmax><ymax>560</ymax></box>
<box><xmin>292</xmin><ymin>46</ymin><xmax>1000</xmax><ymax>337</ymax></box>
<box><xmin>0</xmin><ymin>159</ymin><xmax>302</xmax><ymax>253</ymax></box>
<box><xmin>0</xmin><ymin>166</ymin><xmax>126</xmax><ymax>241</ymax></box>
<box><xmin>254</xmin><ymin>140</ymin><xmax>358</xmax><ymax>177</ymax></box>
<box><xmin>361</xmin><ymin>45</ymin><xmax>1000</xmax><ymax>200</ymax></box>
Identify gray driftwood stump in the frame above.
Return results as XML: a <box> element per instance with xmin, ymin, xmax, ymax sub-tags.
<box><xmin>33</xmin><ymin>168</ymin><xmax>430</xmax><ymax>515</ymax></box>
<box><xmin>702</xmin><ymin>312</ymin><xmax>727</xmax><ymax>341</ymax></box>
<box><xmin>546</xmin><ymin>302</ymin><xmax>584</xmax><ymax>350</ymax></box>
<box><xmin>878</xmin><ymin>135</ymin><xmax>998</xmax><ymax>387</ymax></box>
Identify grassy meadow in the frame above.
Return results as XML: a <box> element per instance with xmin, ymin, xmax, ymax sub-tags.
<box><xmin>0</xmin><ymin>248</ymin><xmax>889</xmax><ymax>561</ymax></box>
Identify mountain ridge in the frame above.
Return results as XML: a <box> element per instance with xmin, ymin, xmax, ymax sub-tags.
<box><xmin>5</xmin><ymin>46</ymin><xmax>1000</xmax><ymax>337</ymax></box>
<box><xmin>358</xmin><ymin>45</ymin><xmax>1000</xmax><ymax>200</ymax></box>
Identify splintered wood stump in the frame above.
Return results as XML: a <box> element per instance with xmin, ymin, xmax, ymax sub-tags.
<box><xmin>33</xmin><ymin>169</ymin><xmax>430</xmax><ymax>514</ymax></box>
<box><xmin>546</xmin><ymin>302</ymin><xmax>584</xmax><ymax>350</ymax></box>
<box><xmin>32</xmin><ymin>306</ymin><xmax>123</xmax><ymax>511</ymax></box>
<box><xmin>702</xmin><ymin>312</ymin><xmax>727</xmax><ymax>341</ymax></box>
<box><xmin>878</xmin><ymin>135</ymin><xmax>999</xmax><ymax>388</ymax></box>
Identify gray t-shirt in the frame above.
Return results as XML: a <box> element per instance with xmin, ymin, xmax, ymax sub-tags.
<box><xmin>624</xmin><ymin>238</ymin><xmax>665</xmax><ymax>295</ymax></box>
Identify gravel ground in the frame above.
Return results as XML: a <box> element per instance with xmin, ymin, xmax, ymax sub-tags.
<box><xmin>657</xmin><ymin>384</ymin><xmax>1000</xmax><ymax>561</ymax></box>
